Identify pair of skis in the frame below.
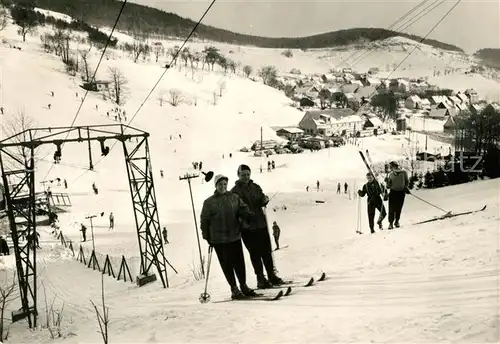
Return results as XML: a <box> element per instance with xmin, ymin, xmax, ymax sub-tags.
<box><xmin>213</xmin><ymin>272</ymin><xmax>326</xmax><ymax>303</ymax></box>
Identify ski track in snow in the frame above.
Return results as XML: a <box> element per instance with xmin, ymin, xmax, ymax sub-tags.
<box><xmin>0</xmin><ymin>14</ymin><xmax>499</xmax><ymax>343</ymax></box>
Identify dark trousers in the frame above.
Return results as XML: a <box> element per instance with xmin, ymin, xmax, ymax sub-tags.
<box><xmin>212</xmin><ymin>240</ymin><xmax>246</xmax><ymax>289</ymax></box>
<box><xmin>388</xmin><ymin>191</ymin><xmax>406</xmax><ymax>224</ymax></box>
<box><xmin>367</xmin><ymin>198</ymin><xmax>387</xmax><ymax>230</ymax></box>
<box><xmin>242</xmin><ymin>228</ymin><xmax>275</xmax><ymax>278</ymax></box>
<box><xmin>273</xmin><ymin>235</ymin><xmax>279</xmax><ymax>249</ymax></box>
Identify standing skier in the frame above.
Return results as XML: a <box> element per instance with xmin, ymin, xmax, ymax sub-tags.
<box><xmin>200</xmin><ymin>174</ymin><xmax>258</xmax><ymax>300</ymax></box>
<box><xmin>337</xmin><ymin>183</ymin><xmax>341</xmax><ymax>194</ymax></box>
<box><xmin>272</xmin><ymin>221</ymin><xmax>281</xmax><ymax>250</ymax></box>
<box><xmin>162</xmin><ymin>227</ymin><xmax>169</xmax><ymax>244</ymax></box>
<box><xmin>231</xmin><ymin>164</ymin><xmax>285</xmax><ymax>289</ymax></box>
<box><xmin>344</xmin><ymin>182</ymin><xmax>348</xmax><ymax>194</ymax></box>
<box><xmin>80</xmin><ymin>224</ymin><xmax>87</xmax><ymax>242</ymax></box>
<box><xmin>358</xmin><ymin>173</ymin><xmax>387</xmax><ymax>233</ymax></box>
<box><xmin>109</xmin><ymin>212</ymin><xmax>114</xmax><ymax>231</ymax></box>
<box><xmin>385</xmin><ymin>161</ymin><xmax>410</xmax><ymax>229</ymax></box>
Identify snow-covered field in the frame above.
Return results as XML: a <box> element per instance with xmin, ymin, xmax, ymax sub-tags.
<box><xmin>0</xmin><ymin>11</ymin><xmax>499</xmax><ymax>343</ymax></box>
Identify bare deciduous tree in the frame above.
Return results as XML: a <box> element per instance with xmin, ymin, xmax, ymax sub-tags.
<box><xmin>131</xmin><ymin>37</ymin><xmax>150</xmax><ymax>63</ymax></box>
<box><xmin>108</xmin><ymin>67</ymin><xmax>128</xmax><ymax>105</ymax></box>
<box><xmin>157</xmin><ymin>90</ymin><xmax>166</xmax><ymax>106</ymax></box>
<box><xmin>91</xmin><ymin>275</ymin><xmax>109</xmax><ymax>344</ymax></box>
<box><xmin>0</xmin><ymin>6</ymin><xmax>8</xmax><ymax>32</ymax></box>
<box><xmin>0</xmin><ymin>272</ymin><xmax>18</xmax><ymax>342</ymax></box>
<box><xmin>258</xmin><ymin>65</ymin><xmax>278</xmax><ymax>86</ymax></box>
<box><xmin>1</xmin><ymin>110</ymin><xmax>38</xmax><ymax>166</ymax></box>
<box><xmin>218</xmin><ymin>80</ymin><xmax>226</xmax><ymax>97</ymax></box>
<box><xmin>168</xmin><ymin>89</ymin><xmax>182</xmax><ymax>107</ymax></box>
<box><xmin>152</xmin><ymin>42</ymin><xmax>164</xmax><ymax>63</ymax></box>
<box><xmin>243</xmin><ymin>65</ymin><xmax>253</xmax><ymax>78</ymax></box>
<box><xmin>42</xmin><ymin>284</ymin><xmax>65</xmax><ymax>339</ymax></box>
<box><xmin>80</xmin><ymin>49</ymin><xmax>92</xmax><ymax>82</ymax></box>
<box><xmin>212</xmin><ymin>91</ymin><xmax>218</xmax><ymax>106</ymax></box>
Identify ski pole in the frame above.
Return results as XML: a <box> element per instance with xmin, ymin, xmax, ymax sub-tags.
<box><xmin>409</xmin><ymin>193</ymin><xmax>450</xmax><ymax>214</ymax></box>
<box><xmin>199</xmin><ymin>246</ymin><xmax>213</xmax><ymax>303</ymax></box>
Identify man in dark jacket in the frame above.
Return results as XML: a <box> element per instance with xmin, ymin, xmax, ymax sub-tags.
<box><xmin>385</xmin><ymin>161</ymin><xmax>410</xmax><ymax>229</ymax></box>
<box><xmin>358</xmin><ymin>173</ymin><xmax>387</xmax><ymax>233</ymax></box>
<box><xmin>231</xmin><ymin>164</ymin><xmax>285</xmax><ymax>289</ymax></box>
<box><xmin>200</xmin><ymin>174</ymin><xmax>258</xmax><ymax>300</ymax></box>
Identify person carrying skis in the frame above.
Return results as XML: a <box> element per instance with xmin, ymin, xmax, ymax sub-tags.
<box><xmin>272</xmin><ymin>221</ymin><xmax>281</xmax><ymax>250</ymax></box>
<box><xmin>231</xmin><ymin>164</ymin><xmax>285</xmax><ymax>289</ymax></box>
<box><xmin>385</xmin><ymin>161</ymin><xmax>410</xmax><ymax>229</ymax></box>
<box><xmin>358</xmin><ymin>173</ymin><xmax>387</xmax><ymax>233</ymax></box>
<box><xmin>200</xmin><ymin>174</ymin><xmax>258</xmax><ymax>300</ymax></box>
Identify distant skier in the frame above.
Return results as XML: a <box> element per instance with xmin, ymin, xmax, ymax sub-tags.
<box><xmin>267</xmin><ymin>161</ymin><xmax>271</xmax><ymax>172</ymax></box>
<box><xmin>162</xmin><ymin>227</ymin><xmax>169</xmax><ymax>244</ymax></box>
<box><xmin>109</xmin><ymin>212</ymin><xmax>114</xmax><ymax>231</ymax></box>
<box><xmin>92</xmin><ymin>182</ymin><xmax>98</xmax><ymax>195</ymax></box>
<box><xmin>199</xmin><ymin>161</ymin><xmax>203</xmax><ymax>171</ymax></box>
<box><xmin>48</xmin><ymin>104</ymin><xmax>51</xmax><ymax>110</ymax></box>
<box><xmin>160</xmin><ymin>170</ymin><xmax>164</xmax><ymax>178</ymax></box>
<box><xmin>64</xmin><ymin>179</ymin><xmax>67</xmax><ymax>189</ymax></box>
<box><xmin>80</xmin><ymin>224</ymin><xmax>87</xmax><ymax>242</ymax></box>
<box><xmin>0</xmin><ymin>236</ymin><xmax>9</xmax><ymax>256</ymax></box>
<box><xmin>306</xmin><ymin>185</ymin><xmax>309</xmax><ymax>192</ymax></box>
<box><xmin>358</xmin><ymin>173</ymin><xmax>387</xmax><ymax>234</ymax></box>
<box><xmin>51</xmin><ymin>91</ymin><xmax>54</xmax><ymax>97</ymax></box>
<box><xmin>200</xmin><ymin>174</ymin><xmax>257</xmax><ymax>300</ymax></box>
<box><xmin>0</xmin><ymin>106</ymin><xmax>4</xmax><ymax>114</ymax></box>
<box><xmin>231</xmin><ymin>164</ymin><xmax>285</xmax><ymax>289</ymax></box>
<box><xmin>272</xmin><ymin>221</ymin><xmax>281</xmax><ymax>250</ymax></box>
<box><xmin>344</xmin><ymin>182</ymin><xmax>348</xmax><ymax>194</ymax></box>
<box><xmin>316</xmin><ymin>180</ymin><xmax>320</xmax><ymax>191</ymax></box>
<box><xmin>337</xmin><ymin>183</ymin><xmax>341</xmax><ymax>194</ymax></box>
<box><xmin>271</xmin><ymin>160</ymin><xmax>275</xmax><ymax>169</ymax></box>
<box><xmin>385</xmin><ymin>161</ymin><xmax>410</xmax><ymax>229</ymax></box>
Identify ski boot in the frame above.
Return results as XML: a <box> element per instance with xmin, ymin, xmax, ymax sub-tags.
<box><xmin>268</xmin><ymin>274</ymin><xmax>285</xmax><ymax>286</ymax></box>
<box><xmin>240</xmin><ymin>284</ymin><xmax>258</xmax><ymax>297</ymax></box>
<box><xmin>377</xmin><ymin>220</ymin><xmax>383</xmax><ymax>230</ymax></box>
<box><xmin>231</xmin><ymin>286</ymin><xmax>245</xmax><ymax>300</ymax></box>
<box><xmin>388</xmin><ymin>223</ymin><xmax>394</xmax><ymax>230</ymax></box>
<box><xmin>370</xmin><ymin>227</ymin><xmax>375</xmax><ymax>234</ymax></box>
<box><xmin>257</xmin><ymin>274</ymin><xmax>273</xmax><ymax>289</ymax></box>
<box><xmin>394</xmin><ymin>221</ymin><xmax>400</xmax><ymax>228</ymax></box>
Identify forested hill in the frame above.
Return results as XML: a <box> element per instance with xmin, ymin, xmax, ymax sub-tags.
<box><xmin>10</xmin><ymin>0</ymin><xmax>463</xmax><ymax>52</ymax></box>
<box><xmin>474</xmin><ymin>48</ymin><xmax>500</xmax><ymax>69</ymax></box>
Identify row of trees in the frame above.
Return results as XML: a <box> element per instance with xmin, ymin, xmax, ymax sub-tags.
<box><xmin>3</xmin><ymin>1</ymin><xmax>113</xmax><ymax>46</ymax></box>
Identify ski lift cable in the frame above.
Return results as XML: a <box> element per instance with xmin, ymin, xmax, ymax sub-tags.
<box><xmin>71</xmin><ymin>0</ymin><xmax>217</xmax><ymax>184</ymax></box>
<box><xmin>42</xmin><ymin>0</ymin><xmax>128</xmax><ymax>182</ymax></box>
<box><xmin>366</xmin><ymin>0</ymin><xmax>462</xmax><ymax>101</ymax></box>
<box><xmin>332</xmin><ymin>0</ymin><xmax>431</xmax><ymax>71</ymax></box>
<box><xmin>350</xmin><ymin>0</ymin><xmax>446</xmax><ymax>68</ymax></box>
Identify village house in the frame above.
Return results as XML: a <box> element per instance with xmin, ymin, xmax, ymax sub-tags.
<box><xmin>276</xmin><ymin>127</ymin><xmax>304</xmax><ymax>141</ymax></box>
<box><xmin>362</xmin><ymin>113</ymin><xmax>384</xmax><ymax>129</ymax></box>
<box><xmin>299</xmin><ymin>96</ymin><xmax>316</xmax><ymax>107</ymax></box>
<box><xmin>447</xmin><ymin>95</ymin><xmax>462</xmax><ymax>105</ymax></box>
<box><xmin>298</xmin><ymin>108</ymin><xmax>363</xmax><ymax>136</ymax></box>
<box><xmin>455</xmin><ymin>103</ymin><xmax>469</xmax><ymax>112</ymax></box>
<box><xmin>82</xmin><ymin>80</ymin><xmax>111</xmax><ymax>92</ymax></box>
<box><xmin>436</xmin><ymin>101</ymin><xmax>453</xmax><ymax>110</ymax></box>
<box><xmin>456</xmin><ymin>92</ymin><xmax>469</xmax><ymax>104</ymax></box>
<box><xmin>429</xmin><ymin>108</ymin><xmax>454</xmax><ymax>119</ymax></box>
<box><xmin>443</xmin><ymin>116</ymin><xmax>457</xmax><ymax>133</ymax></box>
<box><xmin>368</xmin><ymin>67</ymin><xmax>379</xmax><ymax>75</ymax></box>
<box><xmin>464</xmin><ymin>89</ymin><xmax>479</xmax><ymax>103</ymax></box>
<box><xmin>405</xmin><ymin>95</ymin><xmax>422</xmax><ymax>110</ymax></box>
<box><xmin>295</xmin><ymin>85</ymin><xmax>320</xmax><ymax>99</ymax></box>
<box><xmin>354</xmin><ymin>86</ymin><xmax>377</xmax><ymax>103</ymax></box>
<box><xmin>321</xmin><ymin>73</ymin><xmax>336</xmax><ymax>83</ymax></box>
<box><xmin>364</xmin><ymin>77</ymin><xmax>381</xmax><ymax>87</ymax></box>
<box><xmin>420</xmin><ymin>98</ymin><xmax>431</xmax><ymax>109</ymax></box>
<box><xmin>397</xmin><ymin>79</ymin><xmax>410</xmax><ymax>92</ymax></box>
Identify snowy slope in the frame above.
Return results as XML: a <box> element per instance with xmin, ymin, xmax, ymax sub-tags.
<box><xmin>0</xmin><ymin>12</ymin><xmax>499</xmax><ymax>344</ymax></box>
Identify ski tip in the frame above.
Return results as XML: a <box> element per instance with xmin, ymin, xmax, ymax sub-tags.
<box><xmin>318</xmin><ymin>272</ymin><xmax>326</xmax><ymax>281</ymax></box>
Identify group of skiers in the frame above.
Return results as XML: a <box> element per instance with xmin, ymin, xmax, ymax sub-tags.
<box><xmin>200</xmin><ymin>164</ymin><xmax>285</xmax><ymax>300</ymax></box>
<box><xmin>358</xmin><ymin>161</ymin><xmax>410</xmax><ymax>233</ymax></box>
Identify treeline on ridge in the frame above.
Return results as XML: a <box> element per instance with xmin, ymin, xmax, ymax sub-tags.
<box><xmin>6</xmin><ymin>0</ymin><xmax>463</xmax><ymax>52</ymax></box>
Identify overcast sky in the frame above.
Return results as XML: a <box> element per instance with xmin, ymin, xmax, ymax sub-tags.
<box><xmin>131</xmin><ymin>0</ymin><xmax>499</xmax><ymax>53</ymax></box>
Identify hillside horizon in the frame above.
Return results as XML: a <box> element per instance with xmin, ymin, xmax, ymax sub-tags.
<box><xmin>9</xmin><ymin>0</ymin><xmax>464</xmax><ymax>52</ymax></box>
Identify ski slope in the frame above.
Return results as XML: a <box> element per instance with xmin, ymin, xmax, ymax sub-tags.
<box><xmin>0</xmin><ymin>12</ymin><xmax>499</xmax><ymax>343</ymax></box>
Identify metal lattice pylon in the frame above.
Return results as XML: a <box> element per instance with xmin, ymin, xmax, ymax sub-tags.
<box><xmin>0</xmin><ymin>124</ymin><xmax>170</xmax><ymax>329</ymax></box>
